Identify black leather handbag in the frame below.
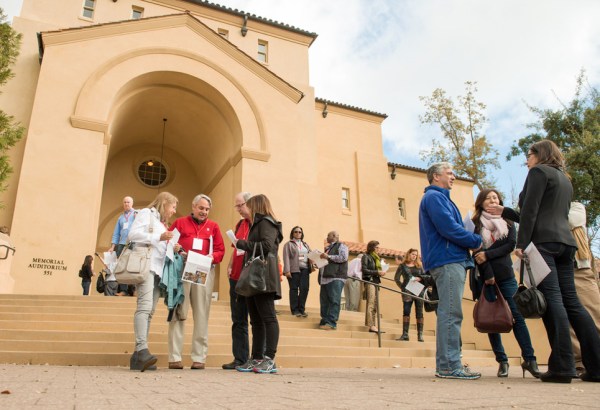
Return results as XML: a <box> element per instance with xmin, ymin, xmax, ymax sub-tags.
<box><xmin>513</xmin><ymin>259</ymin><xmax>547</xmax><ymax>319</ymax></box>
<box><xmin>96</xmin><ymin>270</ymin><xmax>106</xmax><ymax>294</ymax></box>
<box><xmin>235</xmin><ymin>243</ymin><xmax>268</xmax><ymax>297</ymax></box>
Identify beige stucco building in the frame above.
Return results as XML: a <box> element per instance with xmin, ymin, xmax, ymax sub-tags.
<box><xmin>0</xmin><ymin>0</ymin><xmax>475</xmax><ymax>314</ymax></box>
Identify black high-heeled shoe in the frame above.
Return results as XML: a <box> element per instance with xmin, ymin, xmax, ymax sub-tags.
<box><xmin>539</xmin><ymin>371</ymin><xmax>572</xmax><ymax>383</ymax></box>
<box><xmin>497</xmin><ymin>362</ymin><xmax>509</xmax><ymax>378</ymax></box>
<box><xmin>521</xmin><ymin>360</ymin><xmax>541</xmax><ymax>378</ymax></box>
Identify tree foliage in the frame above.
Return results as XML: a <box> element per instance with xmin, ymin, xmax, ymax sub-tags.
<box><xmin>419</xmin><ymin>81</ymin><xmax>499</xmax><ymax>190</ymax></box>
<box><xmin>508</xmin><ymin>70</ymin><xmax>600</xmax><ymax>241</ymax></box>
<box><xmin>0</xmin><ymin>9</ymin><xmax>24</xmax><ymax>203</ymax></box>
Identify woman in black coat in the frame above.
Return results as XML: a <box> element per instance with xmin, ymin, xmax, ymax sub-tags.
<box><xmin>472</xmin><ymin>189</ymin><xmax>537</xmax><ymax>378</ymax></box>
<box><xmin>361</xmin><ymin>240</ymin><xmax>385</xmax><ymax>333</ymax></box>
<box><xmin>79</xmin><ymin>255</ymin><xmax>94</xmax><ymax>295</ymax></box>
<box><xmin>487</xmin><ymin>140</ymin><xmax>600</xmax><ymax>383</ymax></box>
<box><xmin>234</xmin><ymin>194</ymin><xmax>283</xmax><ymax>374</ymax></box>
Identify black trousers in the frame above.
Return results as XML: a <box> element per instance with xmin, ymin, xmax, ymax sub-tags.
<box><xmin>229</xmin><ymin>278</ymin><xmax>249</xmax><ymax>364</ymax></box>
<box><xmin>247</xmin><ymin>292</ymin><xmax>279</xmax><ymax>360</ymax></box>
<box><xmin>287</xmin><ymin>268</ymin><xmax>310</xmax><ymax>314</ymax></box>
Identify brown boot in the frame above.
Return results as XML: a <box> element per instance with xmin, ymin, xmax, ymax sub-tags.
<box><xmin>417</xmin><ymin>318</ymin><xmax>424</xmax><ymax>342</ymax></box>
<box><xmin>396</xmin><ymin>316</ymin><xmax>410</xmax><ymax>341</ymax></box>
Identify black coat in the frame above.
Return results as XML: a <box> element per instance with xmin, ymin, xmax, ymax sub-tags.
<box><xmin>474</xmin><ymin>222</ymin><xmax>517</xmax><ymax>282</ymax></box>
<box><xmin>361</xmin><ymin>253</ymin><xmax>381</xmax><ymax>284</ymax></box>
<box><xmin>236</xmin><ymin>213</ymin><xmax>283</xmax><ymax>299</ymax></box>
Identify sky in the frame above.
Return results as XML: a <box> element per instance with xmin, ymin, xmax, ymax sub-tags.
<box><xmin>2</xmin><ymin>0</ymin><xmax>600</xmax><ymax>205</ymax></box>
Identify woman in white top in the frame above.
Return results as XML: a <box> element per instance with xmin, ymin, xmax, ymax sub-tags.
<box><xmin>282</xmin><ymin>226</ymin><xmax>312</xmax><ymax>317</ymax></box>
<box><xmin>127</xmin><ymin>192</ymin><xmax>179</xmax><ymax>371</ymax></box>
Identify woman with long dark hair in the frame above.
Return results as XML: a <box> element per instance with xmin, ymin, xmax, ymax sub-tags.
<box><xmin>487</xmin><ymin>140</ymin><xmax>600</xmax><ymax>383</ymax></box>
<box><xmin>79</xmin><ymin>255</ymin><xmax>94</xmax><ymax>295</ymax></box>
<box><xmin>472</xmin><ymin>188</ymin><xmax>538</xmax><ymax>378</ymax></box>
<box><xmin>234</xmin><ymin>194</ymin><xmax>283</xmax><ymax>374</ymax></box>
<box><xmin>282</xmin><ymin>226</ymin><xmax>312</xmax><ymax>317</ymax></box>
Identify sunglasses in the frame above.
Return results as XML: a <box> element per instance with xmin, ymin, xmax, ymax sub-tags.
<box><xmin>293</xmin><ymin>230</ymin><xmax>303</xmax><ymax>234</ymax></box>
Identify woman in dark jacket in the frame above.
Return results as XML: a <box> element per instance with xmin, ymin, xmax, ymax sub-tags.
<box><xmin>472</xmin><ymin>189</ymin><xmax>538</xmax><ymax>378</ymax></box>
<box><xmin>234</xmin><ymin>194</ymin><xmax>283</xmax><ymax>374</ymax></box>
<box><xmin>487</xmin><ymin>140</ymin><xmax>600</xmax><ymax>383</ymax></box>
<box><xmin>361</xmin><ymin>240</ymin><xmax>385</xmax><ymax>333</ymax></box>
<box><xmin>79</xmin><ymin>255</ymin><xmax>94</xmax><ymax>295</ymax></box>
<box><xmin>394</xmin><ymin>248</ymin><xmax>429</xmax><ymax>342</ymax></box>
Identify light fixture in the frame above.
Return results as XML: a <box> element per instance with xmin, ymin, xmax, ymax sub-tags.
<box><xmin>241</xmin><ymin>14</ymin><xmax>248</xmax><ymax>36</ymax></box>
<box><xmin>147</xmin><ymin>160</ymin><xmax>154</xmax><ymax>167</ymax></box>
<box><xmin>390</xmin><ymin>164</ymin><xmax>397</xmax><ymax>180</ymax></box>
<box><xmin>322</xmin><ymin>102</ymin><xmax>328</xmax><ymax>118</ymax></box>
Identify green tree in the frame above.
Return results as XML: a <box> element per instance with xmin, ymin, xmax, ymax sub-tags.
<box><xmin>0</xmin><ymin>9</ymin><xmax>24</xmax><ymax>206</ymax></box>
<box><xmin>419</xmin><ymin>81</ymin><xmax>499</xmax><ymax>190</ymax></box>
<box><xmin>508</xmin><ymin>70</ymin><xmax>600</xmax><ymax>244</ymax></box>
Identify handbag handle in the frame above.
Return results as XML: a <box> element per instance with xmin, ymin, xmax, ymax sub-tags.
<box><xmin>519</xmin><ymin>257</ymin><xmax>538</xmax><ymax>289</ymax></box>
<box><xmin>250</xmin><ymin>242</ymin><xmax>265</xmax><ymax>260</ymax></box>
<box><xmin>480</xmin><ymin>282</ymin><xmax>506</xmax><ymax>303</ymax></box>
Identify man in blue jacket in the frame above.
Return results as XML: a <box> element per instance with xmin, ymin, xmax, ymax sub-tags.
<box><xmin>419</xmin><ymin>162</ymin><xmax>482</xmax><ymax>380</ymax></box>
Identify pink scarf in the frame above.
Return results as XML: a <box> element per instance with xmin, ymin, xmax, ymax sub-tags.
<box><xmin>479</xmin><ymin>211</ymin><xmax>508</xmax><ymax>249</ymax></box>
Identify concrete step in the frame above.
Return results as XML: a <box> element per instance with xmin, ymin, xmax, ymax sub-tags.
<box><xmin>0</xmin><ymin>294</ymin><xmax>504</xmax><ymax>369</ymax></box>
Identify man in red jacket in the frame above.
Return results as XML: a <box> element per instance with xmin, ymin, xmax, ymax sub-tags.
<box><xmin>168</xmin><ymin>194</ymin><xmax>224</xmax><ymax>370</ymax></box>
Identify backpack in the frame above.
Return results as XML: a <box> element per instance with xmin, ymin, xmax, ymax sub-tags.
<box><xmin>96</xmin><ymin>270</ymin><xmax>106</xmax><ymax>294</ymax></box>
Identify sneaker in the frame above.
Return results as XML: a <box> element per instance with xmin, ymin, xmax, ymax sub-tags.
<box><xmin>436</xmin><ymin>365</ymin><xmax>481</xmax><ymax>380</ymax></box>
<box><xmin>253</xmin><ymin>357</ymin><xmax>277</xmax><ymax>374</ymax></box>
<box><xmin>301</xmin><ymin>312</ymin><xmax>308</xmax><ymax>318</ymax></box>
<box><xmin>235</xmin><ymin>359</ymin><xmax>262</xmax><ymax>373</ymax></box>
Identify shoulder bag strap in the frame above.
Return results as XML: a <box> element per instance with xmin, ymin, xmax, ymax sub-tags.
<box><xmin>519</xmin><ymin>259</ymin><xmax>525</xmax><ymax>286</ymax></box>
<box><xmin>524</xmin><ymin>257</ymin><xmax>537</xmax><ymax>288</ymax></box>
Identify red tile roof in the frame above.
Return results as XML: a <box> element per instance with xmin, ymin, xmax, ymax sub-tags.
<box><xmin>323</xmin><ymin>241</ymin><xmax>405</xmax><ymax>260</ymax></box>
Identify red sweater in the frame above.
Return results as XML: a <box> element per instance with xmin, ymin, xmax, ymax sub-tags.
<box><xmin>170</xmin><ymin>215</ymin><xmax>225</xmax><ymax>264</ymax></box>
<box><xmin>230</xmin><ymin>218</ymin><xmax>250</xmax><ymax>281</ymax></box>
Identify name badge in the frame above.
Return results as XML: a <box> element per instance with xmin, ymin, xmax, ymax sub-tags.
<box><xmin>193</xmin><ymin>238</ymin><xmax>203</xmax><ymax>251</ymax></box>
<box><xmin>123</xmin><ymin>222</ymin><xmax>129</xmax><ymax>230</ymax></box>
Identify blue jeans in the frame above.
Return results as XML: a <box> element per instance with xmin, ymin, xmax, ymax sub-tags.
<box><xmin>487</xmin><ymin>277</ymin><xmax>535</xmax><ymax>363</ymax></box>
<box><xmin>229</xmin><ymin>279</ymin><xmax>249</xmax><ymax>364</ymax></box>
<box><xmin>537</xmin><ymin>243</ymin><xmax>600</xmax><ymax>377</ymax></box>
<box><xmin>81</xmin><ymin>280</ymin><xmax>91</xmax><ymax>295</ymax></box>
<box><xmin>430</xmin><ymin>263</ymin><xmax>465</xmax><ymax>372</ymax></box>
<box><xmin>287</xmin><ymin>268</ymin><xmax>310</xmax><ymax>314</ymax></box>
<box><xmin>319</xmin><ymin>280</ymin><xmax>345</xmax><ymax>328</ymax></box>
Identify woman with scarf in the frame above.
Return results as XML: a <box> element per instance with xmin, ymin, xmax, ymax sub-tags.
<box><xmin>361</xmin><ymin>240</ymin><xmax>385</xmax><ymax>333</ymax></box>
<box><xmin>472</xmin><ymin>188</ymin><xmax>538</xmax><ymax>378</ymax></box>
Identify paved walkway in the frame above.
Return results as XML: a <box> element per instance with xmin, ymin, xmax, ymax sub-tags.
<box><xmin>1</xmin><ymin>364</ymin><xmax>598</xmax><ymax>409</ymax></box>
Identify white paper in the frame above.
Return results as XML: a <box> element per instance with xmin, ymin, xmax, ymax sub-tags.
<box><xmin>405</xmin><ymin>277</ymin><xmax>425</xmax><ymax>296</ymax></box>
<box><xmin>226</xmin><ymin>229</ymin><xmax>238</xmax><ymax>244</ymax></box>
<box><xmin>463</xmin><ymin>210</ymin><xmax>475</xmax><ymax>233</ymax></box>
<box><xmin>103</xmin><ymin>251</ymin><xmax>117</xmax><ymax>273</ymax></box>
<box><xmin>308</xmin><ymin>250</ymin><xmax>328</xmax><ymax>269</ymax></box>
<box><xmin>381</xmin><ymin>260</ymin><xmax>389</xmax><ymax>273</ymax></box>
<box><xmin>182</xmin><ymin>250</ymin><xmax>213</xmax><ymax>285</ymax></box>
<box><xmin>523</xmin><ymin>243</ymin><xmax>551</xmax><ymax>287</ymax></box>
<box><xmin>166</xmin><ymin>228</ymin><xmax>180</xmax><ymax>261</ymax></box>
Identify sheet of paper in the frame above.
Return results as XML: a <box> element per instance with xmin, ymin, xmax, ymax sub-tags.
<box><xmin>523</xmin><ymin>243</ymin><xmax>551</xmax><ymax>287</ymax></box>
<box><xmin>463</xmin><ymin>210</ymin><xmax>475</xmax><ymax>233</ymax></box>
<box><xmin>166</xmin><ymin>228</ymin><xmax>180</xmax><ymax>261</ymax></box>
<box><xmin>182</xmin><ymin>250</ymin><xmax>213</xmax><ymax>285</ymax></box>
<box><xmin>380</xmin><ymin>260</ymin><xmax>389</xmax><ymax>273</ymax></box>
<box><xmin>103</xmin><ymin>251</ymin><xmax>117</xmax><ymax>273</ymax></box>
<box><xmin>308</xmin><ymin>249</ymin><xmax>328</xmax><ymax>269</ymax></box>
<box><xmin>226</xmin><ymin>229</ymin><xmax>237</xmax><ymax>243</ymax></box>
<box><xmin>405</xmin><ymin>278</ymin><xmax>425</xmax><ymax>296</ymax></box>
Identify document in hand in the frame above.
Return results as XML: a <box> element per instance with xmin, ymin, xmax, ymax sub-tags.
<box><xmin>381</xmin><ymin>260</ymin><xmax>390</xmax><ymax>273</ymax></box>
<box><xmin>182</xmin><ymin>250</ymin><xmax>213</xmax><ymax>285</ymax></box>
<box><xmin>405</xmin><ymin>277</ymin><xmax>425</xmax><ymax>296</ymax></box>
<box><xmin>308</xmin><ymin>250</ymin><xmax>328</xmax><ymax>269</ymax></box>
<box><xmin>523</xmin><ymin>243</ymin><xmax>551</xmax><ymax>287</ymax></box>
<box><xmin>166</xmin><ymin>228</ymin><xmax>181</xmax><ymax>261</ymax></box>
<box><xmin>225</xmin><ymin>229</ymin><xmax>237</xmax><ymax>243</ymax></box>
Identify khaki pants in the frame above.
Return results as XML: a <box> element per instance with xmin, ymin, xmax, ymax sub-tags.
<box><xmin>168</xmin><ymin>269</ymin><xmax>215</xmax><ymax>363</ymax></box>
<box><xmin>344</xmin><ymin>278</ymin><xmax>361</xmax><ymax>311</ymax></box>
<box><xmin>570</xmin><ymin>267</ymin><xmax>600</xmax><ymax>368</ymax></box>
<box><xmin>364</xmin><ymin>283</ymin><xmax>377</xmax><ymax>327</ymax></box>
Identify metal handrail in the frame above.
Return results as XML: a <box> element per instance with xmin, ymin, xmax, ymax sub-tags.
<box><xmin>349</xmin><ymin>276</ymin><xmax>437</xmax><ymax>347</ymax></box>
<box><xmin>0</xmin><ymin>244</ymin><xmax>16</xmax><ymax>260</ymax></box>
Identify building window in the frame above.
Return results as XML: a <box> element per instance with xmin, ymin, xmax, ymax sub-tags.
<box><xmin>217</xmin><ymin>28</ymin><xmax>229</xmax><ymax>39</ymax></box>
<box><xmin>132</xmin><ymin>6</ymin><xmax>144</xmax><ymax>20</ymax></box>
<box><xmin>257</xmin><ymin>40</ymin><xmax>268</xmax><ymax>63</ymax></box>
<box><xmin>82</xmin><ymin>0</ymin><xmax>96</xmax><ymax>19</ymax></box>
<box><xmin>342</xmin><ymin>188</ymin><xmax>350</xmax><ymax>210</ymax></box>
<box><xmin>398</xmin><ymin>198</ymin><xmax>406</xmax><ymax>219</ymax></box>
<box><xmin>137</xmin><ymin>160</ymin><xmax>168</xmax><ymax>187</ymax></box>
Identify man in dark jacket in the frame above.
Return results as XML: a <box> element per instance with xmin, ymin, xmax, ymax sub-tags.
<box><xmin>318</xmin><ymin>231</ymin><xmax>348</xmax><ymax>330</ymax></box>
<box><xmin>419</xmin><ymin>162</ymin><xmax>482</xmax><ymax>380</ymax></box>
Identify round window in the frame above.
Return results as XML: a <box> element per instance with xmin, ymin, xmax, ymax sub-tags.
<box><xmin>137</xmin><ymin>160</ymin><xmax>168</xmax><ymax>187</ymax></box>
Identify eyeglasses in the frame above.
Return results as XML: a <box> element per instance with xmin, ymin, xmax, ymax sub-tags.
<box><xmin>526</xmin><ymin>152</ymin><xmax>534</xmax><ymax>159</ymax></box>
<box><xmin>234</xmin><ymin>202</ymin><xmax>246</xmax><ymax>209</ymax></box>
<box><xmin>293</xmin><ymin>230</ymin><xmax>303</xmax><ymax>234</ymax></box>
